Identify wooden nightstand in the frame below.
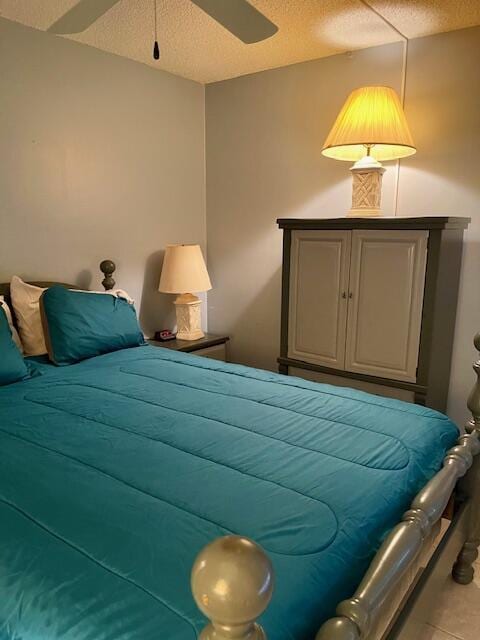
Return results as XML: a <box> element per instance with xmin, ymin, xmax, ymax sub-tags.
<box><xmin>148</xmin><ymin>334</ymin><xmax>229</xmax><ymax>362</ymax></box>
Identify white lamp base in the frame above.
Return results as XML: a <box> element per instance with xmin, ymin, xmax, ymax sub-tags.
<box><xmin>174</xmin><ymin>293</ymin><xmax>205</xmax><ymax>341</ymax></box>
<box><xmin>348</xmin><ymin>154</ymin><xmax>386</xmax><ymax>217</ymax></box>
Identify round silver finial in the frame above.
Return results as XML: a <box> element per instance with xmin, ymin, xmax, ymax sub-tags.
<box><xmin>191</xmin><ymin>536</ymin><xmax>274</xmax><ymax>640</ymax></box>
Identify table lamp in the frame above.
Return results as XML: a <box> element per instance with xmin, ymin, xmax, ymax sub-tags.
<box><xmin>322</xmin><ymin>86</ymin><xmax>416</xmax><ymax>217</ymax></box>
<box><xmin>158</xmin><ymin>244</ymin><xmax>212</xmax><ymax>340</ymax></box>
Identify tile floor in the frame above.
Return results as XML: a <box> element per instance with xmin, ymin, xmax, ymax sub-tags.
<box><xmin>419</xmin><ymin>557</ymin><xmax>480</xmax><ymax>640</ymax></box>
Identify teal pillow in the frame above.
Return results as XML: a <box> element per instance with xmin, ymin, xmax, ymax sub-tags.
<box><xmin>41</xmin><ymin>287</ymin><xmax>145</xmax><ymax>366</ymax></box>
<box><xmin>0</xmin><ymin>308</ymin><xmax>30</xmax><ymax>385</ymax></box>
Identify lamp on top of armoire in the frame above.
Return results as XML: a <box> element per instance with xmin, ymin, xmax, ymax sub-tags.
<box><xmin>159</xmin><ymin>244</ymin><xmax>212</xmax><ymax>340</ymax></box>
<box><xmin>322</xmin><ymin>86</ymin><xmax>416</xmax><ymax>217</ymax></box>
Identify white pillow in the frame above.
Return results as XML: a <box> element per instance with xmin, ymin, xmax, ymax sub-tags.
<box><xmin>87</xmin><ymin>289</ymin><xmax>134</xmax><ymax>304</ymax></box>
<box><xmin>10</xmin><ymin>277</ymin><xmax>135</xmax><ymax>357</ymax></box>
<box><xmin>0</xmin><ymin>296</ymin><xmax>24</xmax><ymax>353</ymax></box>
<box><xmin>10</xmin><ymin>276</ymin><xmax>47</xmax><ymax>356</ymax></box>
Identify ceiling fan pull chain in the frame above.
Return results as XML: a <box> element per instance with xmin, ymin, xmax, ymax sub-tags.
<box><xmin>153</xmin><ymin>0</ymin><xmax>160</xmax><ymax>60</ymax></box>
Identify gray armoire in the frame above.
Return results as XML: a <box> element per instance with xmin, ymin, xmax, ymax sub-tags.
<box><xmin>277</xmin><ymin>217</ymin><xmax>470</xmax><ymax>411</ymax></box>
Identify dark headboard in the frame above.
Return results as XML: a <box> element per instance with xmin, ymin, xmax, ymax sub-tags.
<box><xmin>0</xmin><ymin>261</ymin><xmax>116</xmax><ymax>317</ymax></box>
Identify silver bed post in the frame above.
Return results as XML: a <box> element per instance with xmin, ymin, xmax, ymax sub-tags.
<box><xmin>191</xmin><ymin>535</ymin><xmax>274</xmax><ymax>640</ymax></box>
<box><xmin>452</xmin><ymin>332</ymin><xmax>480</xmax><ymax>584</ymax></box>
<box><xmin>315</xmin><ymin>333</ymin><xmax>480</xmax><ymax>640</ymax></box>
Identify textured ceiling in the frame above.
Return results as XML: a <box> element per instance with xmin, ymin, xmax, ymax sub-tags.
<box><xmin>1</xmin><ymin>0</ymin><xmax>480</xmax><ymax>83</ymax></box>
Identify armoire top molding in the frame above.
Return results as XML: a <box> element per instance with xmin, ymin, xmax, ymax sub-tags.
<box><xmin>277</xmin><ymin>217</ymin><xmax>471</xmax><ymax>231</ymax></box>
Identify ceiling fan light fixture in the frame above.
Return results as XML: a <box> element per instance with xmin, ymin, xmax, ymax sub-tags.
<box><xmin>48</xmin><ymin>0</ymin><xmax>278</xmax><ymax>59</ymax></box>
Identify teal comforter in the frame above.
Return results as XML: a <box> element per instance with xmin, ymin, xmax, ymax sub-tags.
<box><xmin>0</xmin><ymin>346</ymin><xmax>458</xmax><ymax>640</ymax></box>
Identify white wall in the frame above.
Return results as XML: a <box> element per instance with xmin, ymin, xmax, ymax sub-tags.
<box><xmin>2</xmin><ymin>16</ymin><xmax>478</xmax><ymax>426</ymax></box>
<box><xmin>398</xmin><ymin>27</ymin><xmax>480</xmax><ymax>425</ymax></box>
<box><xmin>0</xmin><ymin>17</ymin><xmax>206</xmax><ymax>337</ymax></box>
<box><xmin>205</xmin><ymin>27</ymin><xmax>480</xmax><ymax>427</ymax></box>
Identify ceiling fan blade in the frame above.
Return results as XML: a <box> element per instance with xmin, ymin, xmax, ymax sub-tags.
<box><xmin>48</xmin><ymin>0</ymin><xmax>123</xmax><ymax>34</ymax></box>
<box><xmin>191</xmin><ymin>0</ymin><xmax>278</xmax><ymax>44</ymax></box>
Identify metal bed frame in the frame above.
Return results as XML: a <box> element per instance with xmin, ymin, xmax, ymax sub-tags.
<box><xmin>191</xmin><ymin>334</ymin><xmax>480</xmax><ymax>640</ymax></box>
<box><xmin>2</xmin><ymin>264</ymin><xmax>478</xmax><ymax>640</ymax></box>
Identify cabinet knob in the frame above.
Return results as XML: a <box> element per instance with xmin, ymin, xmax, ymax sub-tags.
<box><xmin>342</xmin><ymin>291</ymin><xmax>346</xmax><ymax>299</ymax></box>
<box><xmin>348</xmin><ymin>292</ymin><xmax>353</xmax><ymax>299</ymax></box>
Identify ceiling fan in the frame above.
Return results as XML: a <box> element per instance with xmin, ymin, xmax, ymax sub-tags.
<box><xmin>48</xmin><ymin>0</ymin><xmax>278</xmax><ymax>45</ymax></box>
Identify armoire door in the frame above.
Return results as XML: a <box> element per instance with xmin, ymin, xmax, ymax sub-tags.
<box><xmin>288</xmin><ymin>230</ymin><xmax>351</xmax><ymax>369</ymax></box>
<box><xmin>345</xmin><ymin>230</ymin><xmax>428</xmax><ymax>382</ymax></box>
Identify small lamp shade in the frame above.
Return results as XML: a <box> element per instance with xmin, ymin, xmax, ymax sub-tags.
<box><xmin>159</xmin><ymin>244</ymin><xmax>212</xmax><ymax>294</ymax></box>
<box><xmin>322</xmin><ymin>86</ymin><xmax>416</xmax><ymax>162</ymax></box>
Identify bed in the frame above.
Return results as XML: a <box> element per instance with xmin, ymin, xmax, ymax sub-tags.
<box><xmin>1</xmin><ymin>271</ymin><xmax>479</xmax><ymax>640</ymax></box>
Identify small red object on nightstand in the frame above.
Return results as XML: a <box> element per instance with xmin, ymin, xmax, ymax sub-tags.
<box><xmin>154</xmin><ymin>329</ymin><xmax>176</xmax><ymax>342</ymax></box>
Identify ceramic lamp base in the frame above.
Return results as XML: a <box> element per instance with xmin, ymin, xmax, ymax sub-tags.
<box><xmin>174</xmin><ymin>293</ymin><xmax>205</xmax><ymax>341</ymax></box>
<box><xmin>348</xmin><ymin>154</ymin><xmax>386</xmax><ymax>217</ymax></box>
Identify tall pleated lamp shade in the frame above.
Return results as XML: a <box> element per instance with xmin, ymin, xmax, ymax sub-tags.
<box><xmin>322</xmin><ymin>86</ymin><xmax>416</xmax><ymax>217</ymax></box>
<box><xmin>159</xmin><ymin>244</ymin><xmax>212</xmax><ymax>340</ymax></box>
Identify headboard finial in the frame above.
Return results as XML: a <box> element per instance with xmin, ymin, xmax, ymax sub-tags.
<box><xmin>99</xmin><ymin>260</ymin><xmax>116</xmax><ymax>291</ymax></box>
